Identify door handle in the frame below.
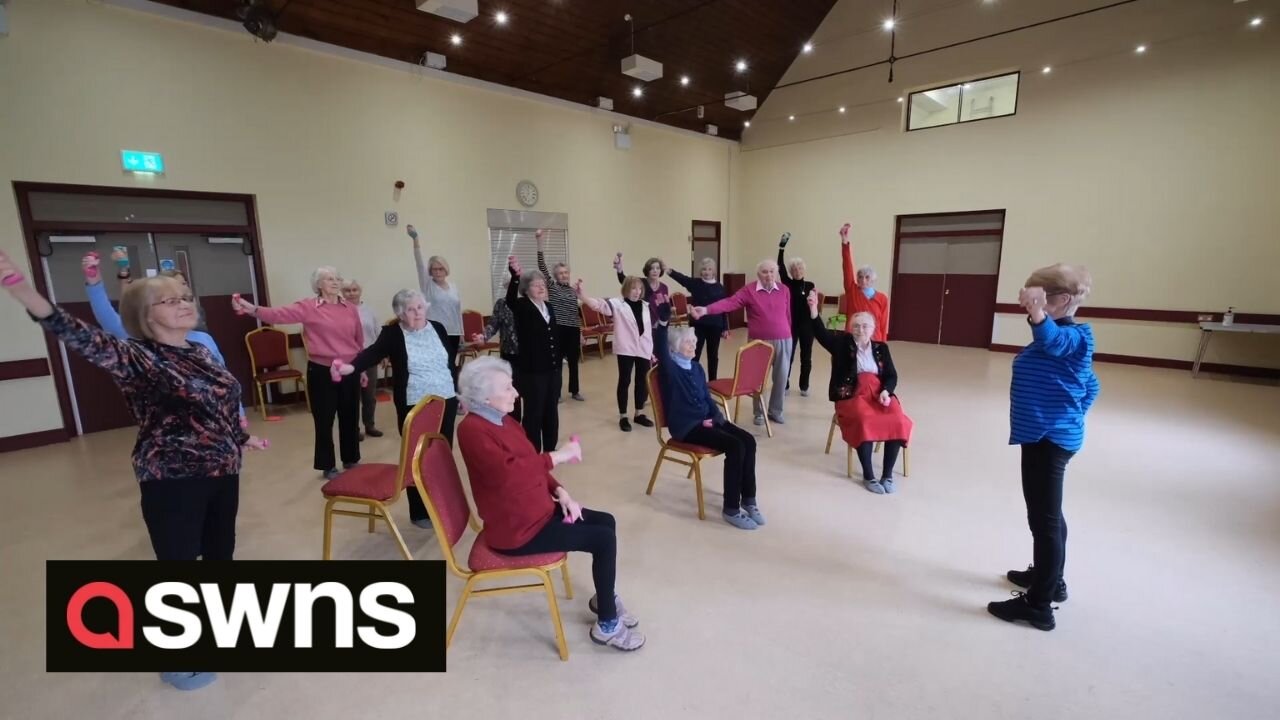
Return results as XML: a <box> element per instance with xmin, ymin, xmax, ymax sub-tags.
<box><xmin>944</xmin><ymin>289</ymin><xmax>950</xmax><ymax>295</ymax></box>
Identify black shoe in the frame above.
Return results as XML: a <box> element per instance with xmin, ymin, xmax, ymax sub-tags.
<box><xmin>619</xmin><ymin>418</ymin><xmax>632</xmax><ymax>432</ymax></box>
<box><xmin>1007</xmin><ymin>565</ymin><xmax>1068</xmax><ymax>603</ymax></box>
<box><xmin>342</xmin><ymin>461</ymin><xmax>359</xmax><ymax>470</ymax></box>
<box><xmin>366</xmin><ymin>427</ymin><xmax>384</xmax><ymax>438</ymax></box>
<box><xmin>987</xmin><ymin>592</ymin><xmax>1055</xmax><ymax>631</ymax></box>
<box><xmin>632</xmin><ymin>414</ymin><xmax>654</xmax><ymax>428</ymax></box>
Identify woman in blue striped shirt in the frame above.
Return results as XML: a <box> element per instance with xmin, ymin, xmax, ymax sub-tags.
<box><xmin>989</xmin><ymin>264</ymin><xmax>1099</xmax><ymax>632</ymax></box>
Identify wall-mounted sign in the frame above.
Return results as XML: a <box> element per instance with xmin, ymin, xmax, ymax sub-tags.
<box><xmin>121</xmin><ymin>150</ymin><xmax>165</xmax><ymax>174</ymax></box>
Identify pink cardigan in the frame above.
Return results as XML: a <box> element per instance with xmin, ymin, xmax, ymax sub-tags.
<box><xmin>255</xmin><ymin>297</ymin><xmax>364</xmax><ymax>366</ymax></box>
<box><xmin>586</xmin><ymin>297</ymin><xmax>653</xmax><ymax>359</ymax></box>
<box><xmin>703</xmin><ymin>281</ymin><xmax>792</xmax><ymax>341</ymax></box>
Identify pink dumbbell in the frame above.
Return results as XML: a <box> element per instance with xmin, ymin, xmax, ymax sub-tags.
<box><xmin>232</xmin><ymin>293</ymin><xmax>245</xmax><ymax>315</ymax></box>
<box><xmin>1</xmin><ymin>273</ymin><xmax>25</xmax><ymax>287</ymax></box>
<box><xmin>85</xmin><ymin>252</ymin><xmax>101</xmax><ymax>280</ymax></box>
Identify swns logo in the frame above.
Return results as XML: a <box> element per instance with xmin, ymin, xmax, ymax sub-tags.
<box><xmin>47</xmin><ymin>561</ymin><xmax>446</xmax><ymax>672</ymax></box>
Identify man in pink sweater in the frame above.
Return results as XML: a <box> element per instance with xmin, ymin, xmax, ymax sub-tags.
<box><xmin>691</xmin><ymin>259</ymin><xmax>793</xmax><ymax>426</ymax></box>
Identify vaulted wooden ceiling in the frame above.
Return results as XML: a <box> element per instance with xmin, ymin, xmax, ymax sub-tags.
<box><xmin>150</xmin><ymin>0</ymin><xmax>841</xmax><ymax>141</ymax></box>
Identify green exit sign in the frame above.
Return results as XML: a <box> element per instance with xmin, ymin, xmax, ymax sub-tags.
<box><xmin>121</xmin><ymin>150</ymin><xmax>165</xmax><ymax>174</ymax></box>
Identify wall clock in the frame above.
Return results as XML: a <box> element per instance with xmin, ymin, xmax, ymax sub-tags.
<box><xmin>517</xmin><ymin>180</ymin><xmax>539</xmax><ymax>208</ymax></box>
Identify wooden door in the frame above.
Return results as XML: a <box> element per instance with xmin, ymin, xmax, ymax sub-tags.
<box><xmin>691</xmin><ymin>220</ymin><xmax>721</xmax><ymax>275</ymax></box>
<box><xmin>888</xmin><ymin>237</ymin><xmax>948</xmax><ymax>343</ymax></box>
<box><xmin>938</xmin><ymin>236</ymin><xmax>1002</xmax><ymax>348</ymax></box>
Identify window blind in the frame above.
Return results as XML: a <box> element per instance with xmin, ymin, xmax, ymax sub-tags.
<box><xmin>488</xmin><ymin>227</ymin><xmax>569</xmax><ymax>302</ymax></box>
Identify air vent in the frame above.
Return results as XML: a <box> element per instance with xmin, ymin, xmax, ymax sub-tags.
<box><xmin>724</xmin><ymin>92</ymin><xmax>758</xmax><ymax>112</ymax></box>
<box><xmin>415</xmin><ymin>0</ymin><xmax>477</xmax><ymax>23</ymax></box>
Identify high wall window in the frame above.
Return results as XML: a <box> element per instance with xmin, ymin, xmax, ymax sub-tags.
<box><xmin>906</xmin><ymin>72</ymin><xmax>1019</xmax><ymax>131</ymax></box>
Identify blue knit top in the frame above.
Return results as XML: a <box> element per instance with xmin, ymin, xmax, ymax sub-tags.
<box><xmin>658</xmin><ymin>350</ymin><xmax>726</xmax><ymax>440</ymax></box>
<box><xmin>1009</xmin><ymin>316</ymin><xmax>1100</xmax><ymax>452</ymax></box>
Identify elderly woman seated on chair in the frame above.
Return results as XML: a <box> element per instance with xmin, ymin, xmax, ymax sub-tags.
<box><xmin>455</xmin><ymin>357</ymin><xmax>646</xmax><ymax>652</ymax></box>
<box><xmin>658</xmin><ymin>326</ymin><xmax>763</xmax><ymax>530</ymax></box>
<box><xmin>808</xmin><ymin>292</ymin><xmax>914</xmax><ymax>494</ymax></box>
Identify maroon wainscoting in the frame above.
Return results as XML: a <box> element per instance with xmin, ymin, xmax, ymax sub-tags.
<box><xmin>0</xmin><ymin>358</ymin><xmax>50</xmax><ymax>381</ymax></box>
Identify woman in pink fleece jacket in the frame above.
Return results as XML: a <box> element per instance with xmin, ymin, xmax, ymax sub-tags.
<box><xmin>576</xmin><ymin>276</ymin><xmax>654</xmax><ymax>432</ymax></box>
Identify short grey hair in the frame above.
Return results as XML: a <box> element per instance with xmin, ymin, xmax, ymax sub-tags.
<box><xmin>755</xmin><ymin>258</ymin><xmax>778</xmax><ymax>274</ymax></box>
<box><xmin>391</xmin><ymin>288</ymin><xmax>425</xmax><ymax>318</ymax></box>
<box><xmin>552</xmin><ymin>262</ymin><xmax>570</xmax><ymax>276</ymax></box>
<box><xmin>857</xmin><ymin>265</ymin><xmax>877</xmax><ymax>281</ymax></box>
<box><xmin>427</xmin><ymin>255</ymin><xmax>450</xmax><ymax>276</ymax></box>
<box><xmin>850</xmin><ymin>311</ymin><xmax>876</xmax><ymax>329</ymax></box>
<box><xmin>668</xmin><ymin>325</ymin><xmax>697</xmax><ymax>354</ymax></box>
<box><xmin>788</xmin><ymin>257</ymin><xmax>806</xmax><ymax>275</ymax></box>
<box><xmin>311</xmin><ymin>266</ymin><xmax>340</xmax><ymax>294</ymax></box>
<box><xmin>518</xmin><ymin>269</ymin><xmax>545</xmax><ymax>296</ymax></box>
<box><xmin>458</xmin><ymin>356</ymin><xmax>512</xmax><ymax>411</ymax></box>
<box><xmin>341</xmin><ymin>278</ymin><xmax>361</xmax><ymax>290</ymax></box>
<box><xmin>698</xmin><ymin>257</ymin><xmax>718</xmax><ymax>274</ymax></box>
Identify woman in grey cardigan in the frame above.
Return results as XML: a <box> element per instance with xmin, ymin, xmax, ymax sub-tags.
<box><xmin>408</xmin><ymin>223</ymin><xmax>464</xmax><ymax>379</ymax></box>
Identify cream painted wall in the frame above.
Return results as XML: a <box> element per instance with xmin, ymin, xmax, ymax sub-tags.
<box><xmin>0</xmin><ymin>0</ymin><xmax>739</xmax><ymax>438</ymax></box>
<box><xmin>736</xmin><ymin>29</ymin><xmax>1280</xmax><ymax>368</ymax></box>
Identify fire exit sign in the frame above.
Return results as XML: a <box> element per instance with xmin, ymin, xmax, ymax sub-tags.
<box><xmin>121</xmin><ymin>150</ymin><xmax>165</xmax><ymax>174</ymax></box>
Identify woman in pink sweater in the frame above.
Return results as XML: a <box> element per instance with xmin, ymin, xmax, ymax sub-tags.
<box><xmin>232</xmin><ymin>267</ymin><xmax>363</xmax><ymax>480</ymax></box>
<box><xmin>576</xmin><ymin>277</ymin><xmax>654</xmax><ymax>432</ymax></box>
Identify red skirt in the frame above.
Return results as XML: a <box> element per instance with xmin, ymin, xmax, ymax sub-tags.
<box><xmin>835</xmin><ymin>373</ymin><xmax>914</xmax><ymax>447</ymax></box>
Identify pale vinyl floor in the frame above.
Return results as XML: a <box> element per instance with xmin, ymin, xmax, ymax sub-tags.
<box><xmin>2</xmin><ymin>330</ymin><xmax>1279</xmax><ymax>720</ymax></box>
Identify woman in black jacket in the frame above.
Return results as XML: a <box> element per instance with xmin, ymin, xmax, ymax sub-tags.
<box><xmin>779</xmin><ymin>234</ymin><xmax>816</xmax><ymax>395</ymax></box>
<box><xmin>808</xmin><ymin>291</ymin><xmax>914</xmax><ymax>494</ymax></box>
<box><xmin>667</xmin><ymin>257</ymin><xmax>729</xmax><ymax>378</ymax></box>
<box><xmin>334</xmin><ymin>288</ymin><xmax>456</xmax><ymax>528</ymax></box>
<box><xmin>505</xmin><ymin>256</ymin><xmax>562</xmax><ymax>452</ymax></box>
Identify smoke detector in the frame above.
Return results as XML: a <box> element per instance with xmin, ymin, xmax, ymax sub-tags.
<box><xmin>416</xmin><ymin>0</ymin><xmax>477</xmax><ymax>23</ymax></box>
<box><xmin>724</xmin><ymin>91</ymin><xmax>758</xmax><ymax>112</ymax></box>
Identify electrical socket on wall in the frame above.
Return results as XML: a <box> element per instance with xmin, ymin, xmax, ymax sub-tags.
<box><xmin>385</xmin><ymin>211</ymin><xmax>399</xmax><ymax>226</ymax></box>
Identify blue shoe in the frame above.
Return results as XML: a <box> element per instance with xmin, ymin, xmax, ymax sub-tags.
<box><xmin>881</xmin><ymin>477</ymin><xmax>896</xmax><ymax>494</ymax></box>
<box><xmin>864</xmin><ymin>479</ymin><xmax>886</xmax><ymax>495</ymax></box>
<box><xmin>722</xmin><ymin>509</ymin><xmax>759</xmax><ymax>530</ymax></box>
<box><xmin>160</xmin><ymin>672</ymin><xmax>217</xmax><ymax>691</ymax></box>
<box><xmin>742</xmin><ymin>500</ymin><xmax>766</xmax><ymax>526</ymax></box>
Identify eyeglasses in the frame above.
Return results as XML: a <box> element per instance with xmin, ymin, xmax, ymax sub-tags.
<box><xmin>152</xmin><ymin>295</ymin><xmax>196</xmax><ymax>307</ymax></box>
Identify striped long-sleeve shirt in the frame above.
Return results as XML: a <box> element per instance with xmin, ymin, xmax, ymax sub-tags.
<box><xmin>537</xmin><ymin>251</ymin><xmax>581</xmax><ymax>328</ymax></box>
<box><xmin>1009</xmin><ymin>316</ymin><xmax>1100</xmax><ymax>452</ymax></box>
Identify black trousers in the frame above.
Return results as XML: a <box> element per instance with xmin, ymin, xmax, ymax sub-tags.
<box><xmin>651</xmin><ymin>325</ymin><xmax>669</xmax><ymax>368</ymax></box>
<box><xmin>1021</xmin><ymin>439</ymin><xmax>1075</xmax><ymax>607</ymax></box>
<box><xmin>693</xmin><ymin>325</ymin><xmax>722</xmax><ymax>379</ymax></box>
<box><xmin>517</xmin><ymin>369</ymin><xmax>561</xmax><ymax>452</ymax></box>
<box><xmin>307</xmin><ymin>361</ymin><xmax>361</xmax><ymax>471</ymax></box>
<box><xmin>787</xmin><ymin>323</ymin><xmax>814</xmax><ymax>391</ymax></box>
<box><xmin>398</xmin><ymin>396</ymin><xmax>459</xmax><ymax>523</ymax></box>
<box><xmin>500</xmin><ymin>507</ymin><xmax>618</xmax><ymax>621</ymax></box>
<box><xmin>682</xmin><ymin>422</ymin><xmax>757</xmax><ymax>512</ymax></box>
<box><xmin>359</xmin><ymin>366</ymin><xmax>379</xmax><ymax>430</ymax></box>
<box><xmin>557</xmin><ymin>326</ymin><xmax>582</xmax><ymax>396</ymax></box>
<box><xmin>445</xmin><ymin>335</ymin><xmax>461</xmax><ymax>384</ymax></box>
<box><xmin>856</xmin><ymin>440</ymin><xmax>904</xmax><ymax>481</ymax></box>
<box><xmin>616</xmin><ymin>356</ymin><xmax>650</xmax><ymax>415</ymax></box>
<box><xmin>139</xmin><ymin>475</ymin><xmax>240</xmax><ymax>561</ymax></box>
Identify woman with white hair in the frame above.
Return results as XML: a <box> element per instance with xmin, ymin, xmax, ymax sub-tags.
<box><xmin>341</xmin><ymin>278</ymin><xmax>385</xmax><ymax>439</ymax></box>
<box><xmin>839</xmin><ymin>223</ymin><xmax>890</xmax><ymax>340</ymax></box>
<box><xmin>504</xmin><ymin>256</ymin><xmax>562</xmax><ymax>451</ymax></box>
<box><xmin>408</xmin><ymin>224</ymin><xmax>464</xmax><ymax>379</ymax></box>
<box><xmin>807</xmin><ymin>293</ymin><xmax>913</xmax><ymax>494</ymax></box>
<box><xmin>456</xmin><ymin>357</ymin><xmax>645</xmax><ymax>651</ymax></box>
<box><xmin>232</xmin><ymin>266</ymin><xmax>364</xmax><ymax>480</ymax></box>
<box><xmin>334</xmin><ymin>288</ymin><xmax>456</xmax><ymax>528</ymax></box>
<box><xmin>667</xmin><ymin>257</ymin><xmax>729</xmax><ymax>378</ymax></box>
<box><xmin>658</xmin><ymin>327</ymin><xmax>763</xmax><ymax>530</ymax></box>
<box><xmin>778</xmin><ymin>233</ymin><xmax>816</xmax><ymax>395</ymax></box>
<box><xmin>988</xmin><ymin>264</ymin><xmax>1099</xmax><ymax>633</ymax></box>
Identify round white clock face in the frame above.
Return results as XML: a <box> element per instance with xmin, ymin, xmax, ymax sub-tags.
<box><xmin>517</xmin><ymin>180</ymin><xmax>538</xmax><ymax>207</ymax></box>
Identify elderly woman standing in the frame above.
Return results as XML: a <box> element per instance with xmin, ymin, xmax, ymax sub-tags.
<box><xmin>536</xmin><ymin>230</ymin><xmax>584</xmax><ymax>402</ymax></box>
<box><xmin>778</xmin><ymin>233</ymin><xmax>816</xmax><ymax>396</ymax></box>
<box><xmin>408</xmin><ymin>224</ymin><xmax>464</xmax><ymax>379</ymax></box>
<box><xmin>667</xmin><ymin>258</ymin><xmax>729</xmax><ymax>379</ymax></box>
<box><xmin>988</xmin><ymin>265</ymin><xmax>1099</xmax><ymax>632</ymax></box>
<box><xmin>576</xmin><ymin>276</ymin><xmax>654</xmax><ymax>432</ymax></box>
<box><xmin>2</xmin><ymin>252</ymin><xmax>267</xmax><ymax>692</ymax></box>
<box><xmin>691</xmin><ymin>258</ymin><xmax>793</xmax><ymax>426</ymax></box>
<box><xmin>335</xmin><ymin>289</ymin><xmax>456</xmax><ymax>529</ymax></box>
<box><xmin>808</xmin><ymin>293</ymin><xmax>913</xmax><ymax>493</ymax></box>
<box><xmin>341</xmin><ymin>278</ymin><xmax>385</xmax><ymax>439</ymax></box>
<box><xmin>616</xmin><ymin>253</ymin><xmax>672</xmax><ymax>367</ymax></box>
<box><xmin>505</xmin><ymin>256</ymin><xmax>561</xmax><ymax>452</ymax></box>
<box><xmin>456</xmin><ymin>357</ymin><xmax>645</xmax><ymax>651</ymax></box>
<box><xmin>840</xmin><ymin>223</ymin><xmax>890</xmax><ymax>341</ymax></box>
<box><xmin>659</xmin><ymin>327</ymin><xmax>763</xmax><ymax>530</ymax></box>
<box><xmin>232</xmin><ymin>267</ymin><xmax>363</xmax><ymax>480</ymax></box>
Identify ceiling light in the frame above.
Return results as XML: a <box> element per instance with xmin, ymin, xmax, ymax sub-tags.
<box><xmin>495</xmin><ymin>11</ymin><xmax>508</xmax><ymax>25</ymax></box>
<box><xmin>1250</xmin><ymin>17</ymin><xmax>1263</xmax><ymax>27</ymax></box>
<box><xmin>743</xmin><ymin>120</ymin><xmax>751</xmax><ymax>128</ymax></box>
<box><xmin>802</xmin><ymin>42</ymin><xmax>814</xmax><ymax>54</ymax></box>
<box><xmin>450</xmin><ymin>33</ymin><xmax>462</xmax><ymax>46</ymax></box>
<box><xmin>1042</xmin><ymin>65</ymin><xmax>1052</xmax><ymax>74</ymax></box>
<box><xmin>735</xmin><ymin>59</ymin><xmax>748</xmax><ymax>72</ymax></box>
<box><xmin>632</xmin><ymin>86</ymin><xmax>643</xmax><ymax>98</ymax></box>
<box><xmin>838</xmin><ymin>106</ymin><xmax>846</xmax><ymax>113</ymax></box>
<box><xmin>788</xmin><ymin>114</ymin><xmax>796</xmax><ymax>121</ymax></box>
<box><xmin>1135</xmin><ymin>44</ymin><xmax>1146</xmax><ymax>54</ymax></box>
<box><xmin>882</xmin><ymin>18</ymin><xmax>895</xmax><ymax>31</ymax></box>
<box><xmin>680</xmin><ymin>75</ymin><xmax>690</xmax><ymax>86</ymax></box>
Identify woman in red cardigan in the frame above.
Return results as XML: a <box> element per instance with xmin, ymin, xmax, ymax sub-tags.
<box><xmin>456</xmin><ymin>356</ymin><xmax>645</xmax><ymax>652</ymax></box>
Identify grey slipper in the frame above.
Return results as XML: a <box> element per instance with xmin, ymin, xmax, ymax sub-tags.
<box><xmin>864</xmin><ymin>479</ymin><xmax>886</xmax><ymax>494</ymax></box>
<box><xmin>723</xmin><ymin>509</ymin><xmax>759</xmax><ymax>530</ymax></box>
<box><xmin>742</xmin><ymin>502</ymin><xmax>766</xmax><ymax>526</ymax></box>
<box><xmin>881</xmin><ymin>477</ymin><xmax>896</xmax><ymax>494</ymax></box>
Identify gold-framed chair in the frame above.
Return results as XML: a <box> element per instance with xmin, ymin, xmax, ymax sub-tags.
<box><xmin>411</xmin><ymin>433</ymin><xmax>574</xmax><ymax>660</ymax></box>
<box><xmin>459</xmin><ymin>309</ymin><xmax>500</xmax><ymax>363</ymax></box>
<box><xmin>671</xmin><ymin>293</ymin><xmax>689</xmax><ymax>326</ymax></box>
<box><xmin>644</xmin><ymin>367</ymin><xmax>722</xmax><ymax>520</ymax></box>
<box><xmin>319</xmin><ymin>395</ymin><xmax>445</xmax><ymax>560</ymax></box>
<box><xmin>707</xmin><ymin>340</ymin><xmax>776</xmax><ymax>438</ymax></box>
<box><xmin>244</xmin><ymin>327</ymin><xmax>309</xmax><ymax>420</ymax></box>
<box><xmin>824</xmin><ymin>412</ymin><xmax>911</xmax><ymax>478</ymax></box>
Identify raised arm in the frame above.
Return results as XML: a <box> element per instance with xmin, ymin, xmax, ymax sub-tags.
<box><xmin>613</xmin><ymin>252</ymin><xmax>625</xmax><ymax>285</ymax></box>
<box><xmin>408</xmin><ymin>224</ymin><xmax>430</xmax><ymax>294</ymax></box>
<box><xmin>667</xmin><ymin>268</ymin><xmax>695</xmax><ymax>291</ymax></box>
<box><xmin>840</xmin><ymin>223</ymin><xmax>857</xmax><ymax>298</ymax></box>
<box><xmin>85</xmin><ymin>270</ymin><xmax>129</xmax><ymax>340</ymax></box>
<box><xmin>535</xmin><ymin>230</ymin><xmax>554</xmax><ymax>284</ymax></box>
<box><xmin>806</xmin><ymin>291</ymin><xmax>842</xmax><ymax>355</ymax></box>
<box><xmin>504</xmin><ymin>258</ymin><xmax>520</xmax><ymax>306</ymax></box>
<box><xmin>573</xmin><ymin>280</ymin><xmax>612</xmax><ymax>316</ymax></box>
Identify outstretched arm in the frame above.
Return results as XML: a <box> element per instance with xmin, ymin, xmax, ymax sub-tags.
<box><xmin>574</xmin><ymin>280</ymin><xmax>613</xmax><ymax>316</ymax></box>
<box><xmin>408</xmin><ymin>224</ymin><xmax>430</xmax><ymax>294</ymax></box>
<box><xmin>840</xmin><ymin>224</ymin><xmax>857</xmax><ymax>298</ymax></box>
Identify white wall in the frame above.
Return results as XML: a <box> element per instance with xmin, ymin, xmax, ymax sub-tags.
<box><xmin>734</xmin><ymin>28</ymin><xmax>1280</xmax><ymax>368</ymax></box>
<box><xmin>0</xmin><ymin>0</ymin><xmax>740</xmax><ymax>438</ymax></box>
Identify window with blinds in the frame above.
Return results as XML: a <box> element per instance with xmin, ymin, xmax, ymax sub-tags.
<box><xmin>488</xmin><ymin>227</ymin><xmax>569</xmax><ymax>300</ymax></box>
